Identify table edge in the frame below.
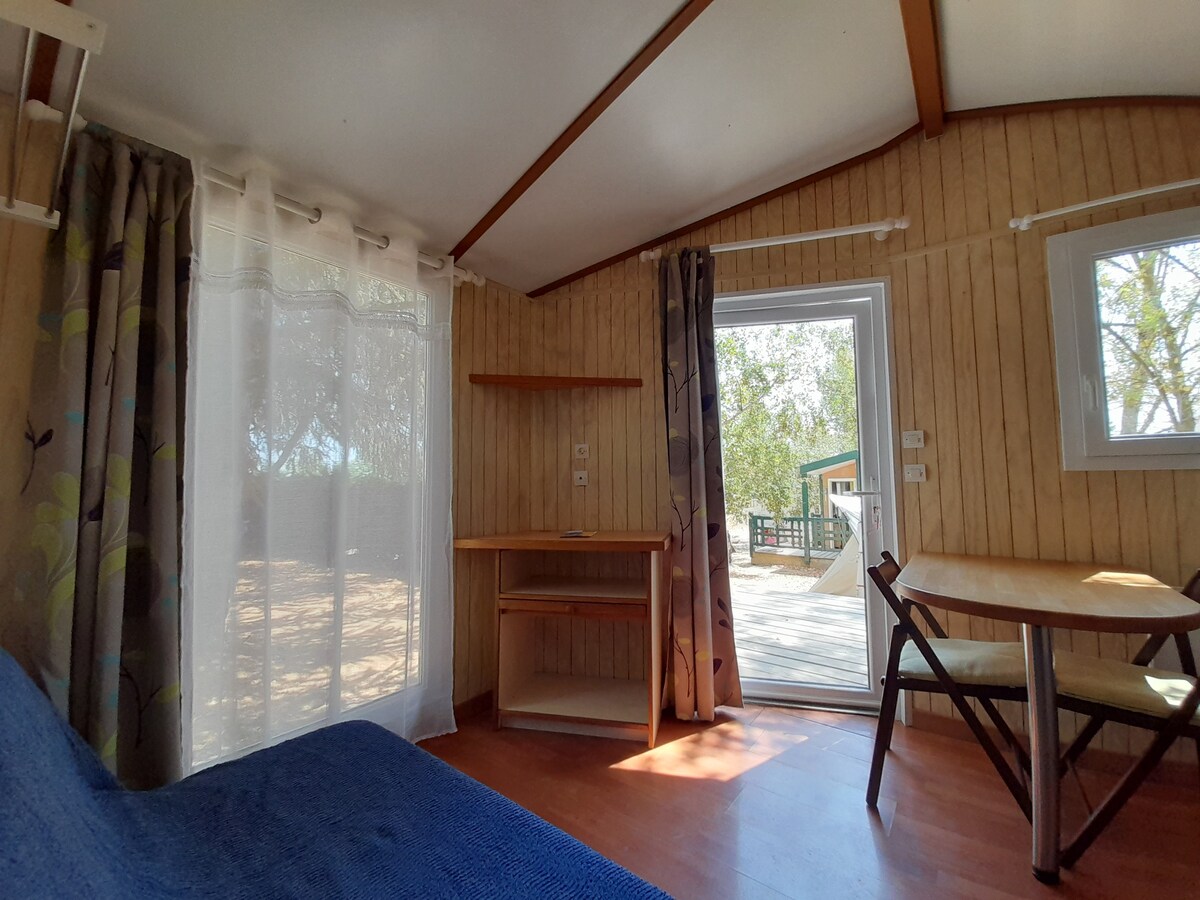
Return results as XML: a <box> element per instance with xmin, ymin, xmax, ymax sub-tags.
<box><xmin>895</xmin><ymin>579</ymin><xmax>1200</xmax><ymax>634</ymax></box>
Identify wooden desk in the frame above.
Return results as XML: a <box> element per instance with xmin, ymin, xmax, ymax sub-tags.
<box><xmin>454</xmin><ymin>531</ymin><xmax>671</xmax><ymax>747</ymax></box>
<box><xmin>896</xmin><ymin>552</ymin><xmax>1200</xmax><ymax>884</ymax></box>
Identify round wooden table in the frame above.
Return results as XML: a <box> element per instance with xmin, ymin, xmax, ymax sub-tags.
<box><xmin>895</xmin><ymin>552</ymin><xmax>1200</xmax><ymax>884</ymax></box>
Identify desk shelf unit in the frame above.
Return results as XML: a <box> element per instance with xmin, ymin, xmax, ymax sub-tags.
<box><xmin>454</xmin><ymin>531</ymin><xmax>671</xmax><ymax>747</ymax></box>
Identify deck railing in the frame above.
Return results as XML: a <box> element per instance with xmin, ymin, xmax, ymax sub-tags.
<box><xmin>749</xmin><ymin>514</ymin><xmax>852</xmax><ymax>564</ymax></box>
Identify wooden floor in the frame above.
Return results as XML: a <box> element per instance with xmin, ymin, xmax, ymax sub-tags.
<box><xmin>422</xmin><ymin>706</ymin><xmax>1200</xmax><ymax>899</ymax></box>
<box><xmin>734</xmin><ymin>587</ymin><xmax>868</xmax><ymax>688</ymax></box>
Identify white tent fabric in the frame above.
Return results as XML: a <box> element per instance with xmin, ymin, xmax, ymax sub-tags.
<box><xmin>811</xmin><ymin>494</ymin><xmax>864</xmax><ymax>598</ymax></box>
<box><xmin>183</xmin><ymin>172</ymin><xmax>455</xmax><ymax>771</ymax></box>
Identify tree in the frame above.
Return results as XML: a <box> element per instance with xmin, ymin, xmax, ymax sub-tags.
<box><xmin>716</xmin><ymin>321</ymin><xmax>858</xmax><ymax>521</ymax></box>
<box><xmin>1096</xmin><ymin>241</ymin><xmax>1200</xmax><ymax>436</ymax></box>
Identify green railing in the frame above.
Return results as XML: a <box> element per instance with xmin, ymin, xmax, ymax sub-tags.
<box><xmin>749</xmin><ymin>514</ymin><xmax>852</xmax><ymax>564</ymax></box>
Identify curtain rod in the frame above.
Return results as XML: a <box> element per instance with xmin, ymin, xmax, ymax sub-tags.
<box><xmin>1010</xmin><ymin>176</ymin><xmax>1200</xmax><ymax>230</ymax></box>
<box><xmin>201</xmin><ymin>165</ymin><xmax>485</xmax><ymax>286</ymax></box>
<box><xmin>637</xmin><ymin>217</ymin><xmax>911</xmax><ymax>261</ymax></box>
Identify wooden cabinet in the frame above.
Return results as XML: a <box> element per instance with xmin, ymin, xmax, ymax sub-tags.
<box><xmin>454</xmin><ymin>531</ymin><xmax>671</xmax><ymax>747</ymax></box>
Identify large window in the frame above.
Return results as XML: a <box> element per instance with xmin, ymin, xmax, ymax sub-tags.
<box><xmin>1047</xmin><ymin>206</ymin><xmax>1200</xmax><ymax>470</ymax></box>
<box><xmin>184</xmin><ymin>175</ymin><xmax>455</xmax><ymax>771</ymax></box>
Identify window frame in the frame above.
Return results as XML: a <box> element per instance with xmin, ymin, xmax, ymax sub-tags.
<box><xmin>1047</xmin><ymin>206</ymin><xmax>1200</xmax><ymax>471</ymax></box>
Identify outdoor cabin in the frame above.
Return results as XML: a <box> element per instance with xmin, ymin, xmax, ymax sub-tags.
<box><xmin>1</xmin><ymin>2</ymin><xmax>1199</xmax><ymax>898</ymax></box>
<box><xmin>803</xmin><ymin>450</ymin><xmax>860</xmax><ymax>517</ymax></box>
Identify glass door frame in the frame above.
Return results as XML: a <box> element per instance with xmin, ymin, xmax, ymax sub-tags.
<box><xmin>713</xmin><ymin>278</ymin><xmax>898</xmax><ymax>710</ymax></box>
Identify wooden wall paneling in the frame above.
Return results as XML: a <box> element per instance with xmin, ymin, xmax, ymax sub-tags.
<box><xmin>879</xmin><ymin>147</ymin><xmax>926</xmax><ymax>717</ymax></box>
<box><xmin>882</xmin><ymin>148</ymin><xmax>920</xmax><ymax>564</ymax></box>
<box><xmin>847</xmin><ymin>164</ymin><xmax>872</xmax><ymax>283</ymax></box>
<box><xmin>765</xmin><ymin>195</ymin><xmax>786</xmax><ymax>289</ymax></box>
<box><xmin>623</xmin><ymin>264</ymin><xmax>642</xmax><ymax>559</ymax></box>
<box><xmin>1007</xmin><ymin>114</ymin><xmax>1065</xmax><ymax>563</ymax></box>
<box><xmin>900</xmin><ymin>139</ymin><xmax>944</xmax><ymax>558</ymax></box>
<box><xmin>452</xmin><ymin>285</ymin><xmax>471</xmax><ymax>697</ymax></box>
<box><xmin>939</xmin><ymin>125</ymin><xmax>989</xmax><ymax>558</ymax></box>
<box><xmin>749</xmin><ymin>200</ymin><xmax>768</xmax><ymax>291</ymax></box>
<box><xmin>920</xmin><ymin>136</ymin><xmax>976</xmax><ymax>689</ymax></box>
<box><xmin>919</xmin><ymin>138</ymin><xmax>965</xmax><ymax>558</ymax></box>
<box><xmin>611</xmin><ymin>264</ymin><xmax>630</xmax><ymax>677</ymax></box>
<box><xmin>554</xmin><ymin>293</ymin><xmax>572</xmax><ymax>670</ymax></box>
<box><xmin>797</xmin><ymin>183</ymin><xmax>818</xmax><ymax>291</ymax></box>
<box><xmin>529</xmin><ymin>299</ymin><xmax>546</xmax><ymax>532</ymax></box>
<box><xmin>450</xmin><ymin>105</ymin><xmax>1200</xmax><ymax>750</ymax></box>
<box><xmin>960</xmin><ymin>119</ymin><xmax>1013</xmax><ymax>560</ymax></box>
<box><xmin>831</xmin><ymin>169</ymin><xmax>853</xmax><ymax>281</ymax></box>
<box><xmin>901</xmin><ymin>138</ymin><xmax>953</xmax><ymax>721</ymax></box>
<box><xmin>733</xmin><ymin>208</ymin><xmax>752</xmax><ymax>291</ymax></box>
<box><xmin>983</xmin><ymin>118</ymin><xmax>1038</xmax><ymax>565</ymax></box>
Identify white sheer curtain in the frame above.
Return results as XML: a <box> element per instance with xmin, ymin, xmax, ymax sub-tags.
<box><xmin>184</xmin><ymin>172</ymin><xmax>455</xmax><ymax>771</ymax></box>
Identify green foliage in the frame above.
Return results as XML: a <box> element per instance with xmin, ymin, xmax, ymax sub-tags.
<box><xmin>1095</xmin><ymin>241</ymin><xmax>1200</xmax><ymax>436</ymax></box>
<box><xmin>716</xmin><ymin>321</ymin><xmax>858</xmax><ymax>521</ymax></box>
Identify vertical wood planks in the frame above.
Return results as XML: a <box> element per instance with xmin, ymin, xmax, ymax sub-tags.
<box><xmin>450</xmin><ymin>99</ymin><xmax>1200</xmax><ymax>770</ymax></box>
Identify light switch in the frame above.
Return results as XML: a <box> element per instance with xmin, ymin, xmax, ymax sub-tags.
<box><xmin>573</xmin><ymin>470</ymin><xmax>589</xmax><ymax>486</ymax></box>
<box><xmin>574</xmin><ymin>443</ymin><xmax>590</xmax><ymax>459</ymax></box>
<box><xmin>904</xmin><ymin>464</ymin><xmax>927</xmax><ymax>483</ymax></box>
<box><xmin>902</xmin><ymin>430</ymin><xmax>925</xmax><ymax>449</ymax></box>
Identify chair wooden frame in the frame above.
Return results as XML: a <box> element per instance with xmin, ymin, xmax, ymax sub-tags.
<box><xmin>1055</xmin><ymin>570</ymin><xmax>1200</xmax><ymax>868</ymax></box>
<box><xmin>867</xmin><ymin>551</ymin><xmax>1032</xmax><ymax>820</ymax></box>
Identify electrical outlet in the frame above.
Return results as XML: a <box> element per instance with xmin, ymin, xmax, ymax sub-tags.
<box><xmin>902</xmin><ymin>430</ymin><xmax>925</xmax><ymax>449</ymax></box>
<box><xmin>573</xmin><ymin>470</ymin><xmax>589</xmax><ymax>486</ymax></box>
<box><xmin>903</xmin><ymin>464</ymin><xmax>927</xmax><ymax>483</ymax></box>
<box><xmin>574</xmin><ymin>443</ymin><xmax>590</xmax><ymax>459</ymax></box>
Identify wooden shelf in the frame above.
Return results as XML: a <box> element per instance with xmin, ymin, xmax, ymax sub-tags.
<box><xmin>469</xmin><ymin>374</ymin><xmax>643</xmax><ymax>390</ymax></box>
<box><xmin>501</xmin><ymin>575</ymin><xmax>646</xmax><ymax>603</ymax></box>
<box><xmin>455</xmin><ymin>530</ymin><xmax>670</xmax><ymax>552</ymax></box>
<box><xmin>501</xmin><ymin>673</ymin><xmax>647</xmax><ymax>725</ymax></box>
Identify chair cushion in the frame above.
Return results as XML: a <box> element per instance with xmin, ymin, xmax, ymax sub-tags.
<box><xmin>1055</xmin><ymin>651</ymin><xmax>1200</xmax><ymax>724</ymax></box>
<box><xmin>899</xmin><ymin>639</ymin><xmax>1028</xmax><ymax>687</ymax></box>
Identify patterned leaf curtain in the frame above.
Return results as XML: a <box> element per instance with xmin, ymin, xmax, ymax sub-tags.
<box><xmin>660</xmin><ymin>249</ymin><xmax>742</xmax><ymax>719</ymax></box>
<box><xmin>12</xmin><ymin>126</ymin><xmax>192</xmax><ymax>788</ymax></box>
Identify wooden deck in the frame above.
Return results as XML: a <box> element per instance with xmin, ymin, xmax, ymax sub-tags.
<box><xmin>731</xmin><ymin>585</ymin><xmax>868</xmax><ymax>688</ymax></box>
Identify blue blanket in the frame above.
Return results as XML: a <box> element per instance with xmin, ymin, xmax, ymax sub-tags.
<box><xmin>0</xmin><ymin>650</ymin><xmax>667</xmax><ymax>898</ymax></box>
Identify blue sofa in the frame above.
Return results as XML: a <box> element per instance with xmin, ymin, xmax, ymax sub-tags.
<box><xmin>0</xmin><ymin>650</ymin><xmax>667</xmax><ymax>898</ymax></box>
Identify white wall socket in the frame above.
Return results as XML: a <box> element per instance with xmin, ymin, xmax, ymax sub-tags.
<box><xmin>574</xmin><ymin>443</ymin><xmax>590</xmax><ymax>459</ymax></box>
<box><xmin>573</xmin><ymin>470</ymin><xmax>589</xmax><ymax>486</ymax></box>
<box><xmin>903</xmin><ymin>464</ymin><xmax>927</xmax><ymax>483</ymax></box>
<box><xmin>901</xmin><ymin>430</ymin><xmax>925</xmax><ymax>448</ymax></box>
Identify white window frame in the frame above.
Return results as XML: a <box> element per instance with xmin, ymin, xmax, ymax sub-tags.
<box><xmin>1047</xmin><ymin>206</ymin><xmax>1200</xmax><ymax>470</ymax></box>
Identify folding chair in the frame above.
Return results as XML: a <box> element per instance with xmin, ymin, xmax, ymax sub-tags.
<box><xmin>867</xmin><ymin>551</ymin><xmax>1032</xmax><ymax>819</ymax></box>
<box><xmin>1049</xmin><ymin>570</ymin><xmax>1200</xmax><ymax>868</ymax></box>
<box><xmin>1058</xmin><ymin>570</ymin><xmax>1200</xmax><ymax>777</ymax></box>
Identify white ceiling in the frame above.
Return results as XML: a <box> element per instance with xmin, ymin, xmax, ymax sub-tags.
<box><xmin>464</xmin><ymin>0</ymin><xmax>915</xmax><ymax>290</ymax></box>
<box><xmin>33</xmin><ymin>0</ymin><xmax>1198</xmax><ymax>292</ymax></box>
<box><xmin>940</xmin><ymin>0</ymin><xmax>1200</xmax><ymax>111</ymax></box>
<box><xmin>71</xmin><ymin>0</ymin><xmax>679</xmax><ymax>249</ymax></box>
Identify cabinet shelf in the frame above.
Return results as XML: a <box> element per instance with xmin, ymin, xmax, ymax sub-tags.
<box><xmin>468</xmin><ymin>374</ymin><xmax>642</xmax><ymax>390</ymax></box>
<box><xmin>501</xmin><ymin>575</ymin><xmax>646</xmax><ymax>604</ymax></box>
<box><xmin>500</xmin><ymin>673</ymin><xmax>647</xmax><ymax>725</ymax></box>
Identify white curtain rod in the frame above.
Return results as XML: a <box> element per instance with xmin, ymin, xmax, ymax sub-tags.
<box><xmin>1010</xmin><ymin>176</ymin><xmax>1200</xmax><ymax>231</ymax></box>
<box><xmin>201</xmin><ymin>165</ymin><xmax>485</xmax><ymax>286</ymax></box>
<box><xmin>637</xmin><ymin>216</ymin><xmax>911</xmax><ymax>262</ymax></box>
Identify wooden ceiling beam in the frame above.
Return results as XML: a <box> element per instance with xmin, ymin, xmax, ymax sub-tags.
<box><xmin>449</xmin><ymin>0</ymin><xmax>715</xmax><ymax>261</ymax></box>
<box><xmin>898</xmin><ymin>0</ymin><xmax>945</xmax><ymax>139</ymax></box>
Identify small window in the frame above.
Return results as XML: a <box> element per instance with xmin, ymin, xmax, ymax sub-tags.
<box><xmin>1048</xmin><ymin>207</ymin><xmax>1200</xmax><ymax>470</ymax></box>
